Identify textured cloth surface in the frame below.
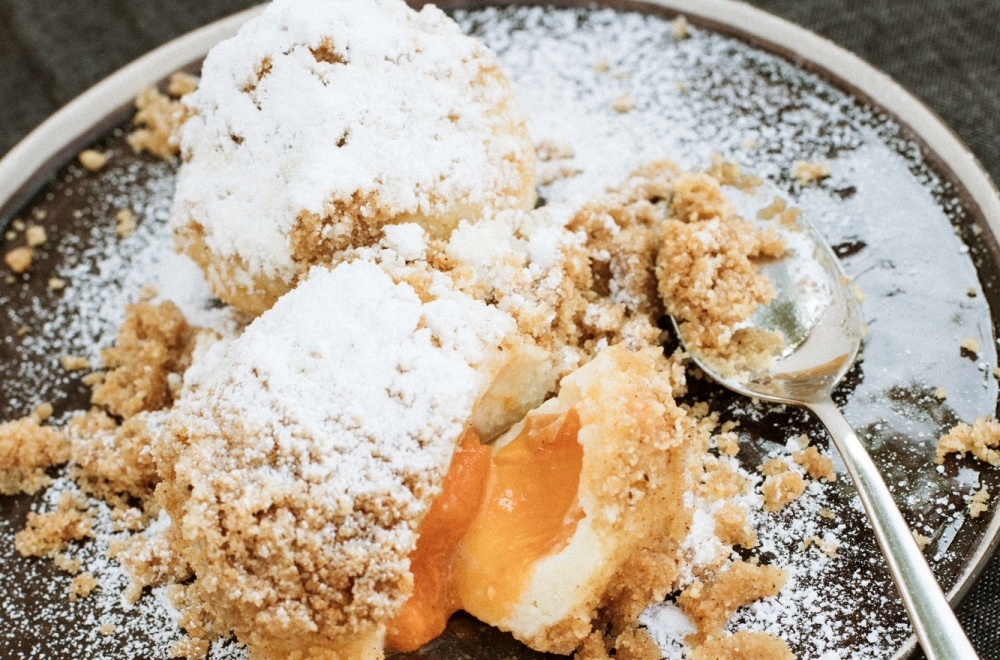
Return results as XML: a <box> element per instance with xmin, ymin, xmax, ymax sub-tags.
<box><xmin>0</xmin><ymin>0</ymin><xmax>998</xmax><ymax>658</ymax></box>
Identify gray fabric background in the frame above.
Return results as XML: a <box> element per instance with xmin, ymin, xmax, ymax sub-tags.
<box><xmin>0</xmin><ymin>1</ymin><xmax>997</xmax><ymax>657</ymax></box>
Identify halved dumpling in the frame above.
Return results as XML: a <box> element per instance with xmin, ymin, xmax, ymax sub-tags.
<box><xmin>151</xmin><ymin>258</ymin><xmax>553</xmax><ymax>660</ymax></box>
<box><xmin>387</xmin><ymin>345</ymin><xmax>695</xmax><ymax>654</ymax></box>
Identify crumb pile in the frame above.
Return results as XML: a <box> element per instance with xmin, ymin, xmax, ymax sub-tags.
<box><xmin>657</xmin><ymin>171</ymin><xmax>786</xmax><ymax>375</ymax></box>
<box><xmin>171</xmin><ymin>0</ymin><xmax>537</xmax><ymax>316</ymax></box>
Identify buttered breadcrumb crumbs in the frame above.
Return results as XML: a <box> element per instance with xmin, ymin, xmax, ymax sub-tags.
<box><xmin>115</xmin><ymin>209</ymin><xmax>137</xmax><ymax>238</ymax></box>
<box><xmin>793</xmin><ymin>446</ymin><xmax>836</xmax><ymax>482</ymax></box>
<box><xmin>0</xmin><ymin>413</ymin><xmax>69</xmax><ymax>495</ymax></box>
<box><xmin>762</xmin><ymin>471</ymin><xmax>808</xmax><ymax>512</ymax></box>
<box><xmin>14</xmin><ymin>491</ymin><xmax>94</xmax><ymax>559</ymax></box>
<box><xmin>713</xmin><ymin>501</ymin><xmax>758</xmax><ymax>549</ymax></box>
<box><xmin>78</xmin><ymin>149</ymin><xmax>109</xmax><ymax>172</ymax></box>
<box><xmin>25</xmin><ymin>225</ymin><xmax>47</xmax><ymax>247</ymax></box>
<box><xmin>792</xmin><ymin>160</ymin><xmax>830</xmax><ymax>186</ymax></box>
<box><xmin>757</xmin><ymin>196</ymin><xmax>786</xmax><ymax>220</ymax></box>
<box><xmin>59</xmin><ymin>355</ymin><xmax>91</xmax><ymax>372</ymax></box>
<box><xmin>937</xmin><ymin>418</ymin><xmax>1000</xmax><ymax>465</ymax></box>
<box><xmin>671</xmin><ymin>15</ymin><xmax>689</xmax><ymax>40</ymax></box>
<box><xmin>90</xmin><ymin>301</ymin><xmax>197</xmax><ymax>419</ymax></box>
<box><xmin>968</xmin><ymin>486</ymin><xmax>990</xmax><ymax>519</ymax></box>
<box><xmin>679</xmin><ymin>560</ymin><xmax>788</xmax><ymax>647</ymax></box>
<box><xmin>4</xmin><ymin>246</ymin><xmax>33</xmax><ymax>274</ymax></box>
<box><xmin>961</xmin><ymin>337</ymin><xmax>980</xmax><ymax>355</ymax></box>
<box><xmin>613</xmin><ymin>93</ymin><xmax>635</xmax><ymax>113</ymax></box>
<box><xmin>688</xmin><ymin>630</ymin><xmax>795</xmax><ymax>660</ymax></box>
<box><xmin>706</xmin><ymin>154</ymin><xmax>762</xmax><ymax>193</ymax></box>
<box><xmin>69</xmin><ymin>572</ymin><xmax>98</xmax><ymax>602</ymax></box>
<box><xmin>126</xmin><ymin>84</ymin><xmax>191</xmax><ymax>160</ymax></box>
<box><xmin>657</xmin><ymin>172</ymin><xmax>785</xmax><ymax>375</ymax></box>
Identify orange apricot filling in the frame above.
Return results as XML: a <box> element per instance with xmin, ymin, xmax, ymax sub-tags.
<box><xmin>386</xmin><ymin>408</ymin><xmax>586</xmax><ymax>651</ymax></box>
<box><xmin>453</xmin><ymin>408</ymin><xmax>584</xmax><ymax>624</ymax></box>
<box><xmin>386</xmin><ymin>429</ymin><xmax>490</xmax><ymax>652</ymax></box>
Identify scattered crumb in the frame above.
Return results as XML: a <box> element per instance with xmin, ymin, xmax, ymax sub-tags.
<box><xmin>761</xmin><ymin>471</ymin><xmax>807</xmax><ymax>512</ymax></box>
<box><xmin>700</xmin><ymin>460</ymin><xmax>748</xmax><ymax>500</ymax></box>
<box><xmin>78</xmin><ymin>149</ymin><xmax>109</xmax><ymax>172</ymax></box>
<box><xmin>994</xmin><ymin>367</ymin><xmax>1000</xmax><ymax>379</ymax></box>
<box><xmin>706</xmin><ymin>154</ymin><xmax>762</xmax><ymax>192</ymax></box>
<box><xmin>741</xmin><ymin>137</ymin><xmax>758</xmax><ymax>151</ymax></box>
<box><xmin>792</xmin><ymin>160</ymin><xmax>830</xmax><ymax>186</ymax></box>
<box><xmin>0</xmin><ymin>414</ymin><xmax>70</xmax><ymax>495</ymax></box>
<box><xmin>127</xmin><ymin>86</ymin><xmax>187</xmax><ymax>160</ymax></box>
<box><xmin>760</xmin><ymin>457</ymin><xmax>789</xmax><ymax>476</ymax></box>
<box><xmin>60</xmin><ymin>355</ymin><xmax>91</xmax><ymax>372</ymax></box>
<box><xmin>90</xmin><ymin>301</ymin><xmax>196</xmax><ymax>419</ymax></box>
<box><xmin>672</xmin><ymin>15</ymin><xmax>689</xmax><ymax>40</ymax></box>
<box><xmin>934</xmin><ymin>386</ymin><xmax>947</xmax><ymax>400</ymax></box>
<box><xmin>53</xmin><ymin>552</ymin><xmax>82</xmax><ymax>575</ymax></box>
<box><xmin>69</xmin><ymin>572</ymin><xmax>98</xmax><ymax>602</ymax></box>
<box><xmin>967</xmin><ymin>486</ymin><xmax>990</xmax><ymax>519</ymax></box>
<box><xmin>538</xmin><ymin>163</ymin><xmax>583</xmax><ymax>186</ymax></box>
<box><xmin>12</xmin><ymin>218</ymin><xmax>25</xmax><ymax>231</ymax></box>
<box><xmin>689</xmin><ymin>630</ymin><xmax>794</xmax><ymax>660</ymax></box>
<box><xmin>14</xmin><ymin>491</ymin><xmax>94</xmax><ymax>558</ymax></box>
<box><xmin>594</xmin><ymin>58</ymin><xmax>610</xmax><ymax>73</ymax></box>
<box><xmin>16</xmin><ymin>325</ymin><xmax>29</xmax><ymax>337</ymax></box>
<box><xmin>818</xmin><ymin>507</ymin><xmax>836</xmax><ymax>520</ymax></box>
<box><xmin>32</xmin><ymin>402</ymin><xmax>54</xmax><ymax>423</ymax></box>
<box><xmin>535</xmin><ymin>139</ymin><xmax>575</xmax><ymax>162</ymax></box>
<box><xmin>800</xmin><ymin>534</ymin><xmax>838</xmax><ymax>558</ymax></box>
<box><xmin>116</xmin><ymin>209</ymin><xmax>137</xmax><ymax>238</ymax></box>
<box><xmin>4</xmin><ymin>246</ymin><xmax>34</xmax><ymax>274</ymax></box>
<box><xmin>25</xmin><ymin>225</ymin><xmax>47</xmax><ymax>247</ymax></box>
<box><xmin>960</xmin><ymin>337</ymin><xmax>980</xmax><ymax>355</ymax></box>
<box><xmin>912</xmin><ymin>531</ymin><xmax>931</xmax><ymax>551</ymax></box>
<box><xmin>967</xmin><ymin>287</ymin><xmax>977</xmax><ymax>298</ymax></box>
<box><xmin>793</xmin><ymin>446</ymin><xmax>836</xmax><ymax>482</ymax></box>
<box><xmin>679</xmin><ymin>559</ymin><xmax>786</xmax><ymax>643</ymax></box>
<box><xmin>48</xmin><ymin>277</ymin><xmax>67</xmax><ymax>291</ymax></box>
<box><xmin>167</xmin><ymin>71</ymin><xmax>200</xmax><ymax>98</ymax></box>
<box><xmin>715</xmin><ymin>431</ymin><xmax>739</xmax><ymax>457</ymax></box>
<box><xmin>657</xmin><ymin>172</ymin><xmax>786</xmax><ymax>376</ymax></box>
<box><xmin>613</xmin><ymin>94</ymin><xmax>635</xmax><ymax>113</ymax></box>
<box><xmin>936</xmin><ymin>418</ymin><xmax>1000</xmax><ymax>465</ymax></box>
<box><xmin>713</xmin><ymin>501</ymin><xmax>757</xmax><ymax>549</ymax></box>
<box><xmin>778</xmin><ymin>206</ymin><xmax>802</xmax><ymax>229</ymax></box>
<box><xmin>99</xmin><ymin>623</ymin><xmax>117</xmax><ymax>636</ymax></box>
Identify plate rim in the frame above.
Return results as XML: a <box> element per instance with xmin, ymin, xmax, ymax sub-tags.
<box><xmin>2</xmin><ymin>1</ymin><xmax>999</xmax><ymax>658</ymax></box>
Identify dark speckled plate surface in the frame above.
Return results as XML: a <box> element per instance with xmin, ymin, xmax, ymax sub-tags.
<box><xmin>2</xmin><ymin>2</ymin><xmax>1000</xmax><ymax>659</ymax></box>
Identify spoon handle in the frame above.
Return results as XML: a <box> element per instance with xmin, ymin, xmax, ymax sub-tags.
<box><xmin>808</xmin><ymin>396</ymin><xmax>980</xmax><ymax>660</ymax></box>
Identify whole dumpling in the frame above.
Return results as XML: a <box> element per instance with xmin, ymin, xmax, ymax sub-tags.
<box><xmin>171</xmin><ymin>0</ymin><xmax>537</xmax><ymax>315</ymax></box>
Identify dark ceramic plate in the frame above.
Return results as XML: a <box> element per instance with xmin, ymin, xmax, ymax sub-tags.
<box><xmin>2</xmin><ymin>2</ymin><xmax>999</xmax><ymax>659</ymax></box>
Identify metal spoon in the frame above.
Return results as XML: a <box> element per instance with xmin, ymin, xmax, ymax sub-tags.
<box><xmin>672</xmin><ymin>220</ymin><xmax>980</xmax><ymax>660</ymax></box>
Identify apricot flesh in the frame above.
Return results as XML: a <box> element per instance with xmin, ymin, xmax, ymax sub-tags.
<box><xmin>386</xmin><ymin>408</ymin><xmax>585</xmax><ymax>651</ymax></box>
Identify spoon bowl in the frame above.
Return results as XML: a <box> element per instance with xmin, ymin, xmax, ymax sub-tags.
<box><xmin>674</xmin><ymin>219</ymin><xmax>979</xmax><ymax>660</ymax></box>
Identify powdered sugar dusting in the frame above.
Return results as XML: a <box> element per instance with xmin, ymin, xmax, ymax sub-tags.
<box><xmin>173</xmin><ymin>0</ymin><xmax>534</xmax><ymax>286</ymax></box>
